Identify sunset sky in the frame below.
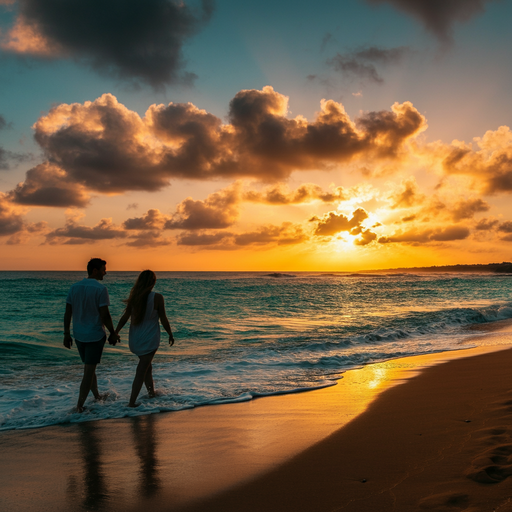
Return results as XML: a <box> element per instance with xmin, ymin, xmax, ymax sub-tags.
<box><xmin>1</xmin><ymin>0</ymin><xmax>512</xmax><ymax>271</ymax></box>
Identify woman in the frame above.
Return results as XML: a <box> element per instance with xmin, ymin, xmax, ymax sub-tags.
<box><xmin>116</xmin><ymin>270</ymin><xmax>174</xmax><ymax>407</ymax></box>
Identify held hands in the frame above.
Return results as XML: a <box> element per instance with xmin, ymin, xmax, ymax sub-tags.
<box><xmin>63</xmin><ymin>334</ymin><xmax>73</xmax><ymax>349</ymax></box>
<box><xmin>108</xmin><ymin>332</ymin><xmax>121</xmax><ymax>346</ymax></box>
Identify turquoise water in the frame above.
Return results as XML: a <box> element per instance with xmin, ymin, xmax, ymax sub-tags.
<box><xmin>1</xmin><ymin>271</ymin><xmax>512</xmax><ymax>430</ymax></box>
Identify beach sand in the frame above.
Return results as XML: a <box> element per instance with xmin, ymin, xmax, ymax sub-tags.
<box><xmin>2</xmin><ymin>323</ymin><xmax>512</xmax><ymax>511</ymax></box>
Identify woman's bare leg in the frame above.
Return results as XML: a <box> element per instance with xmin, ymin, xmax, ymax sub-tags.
<box><xmin>129</xmin><ymin>351</ymin><xmax>156</xmax><ymax>407</ymax></box>
<box><xmin>144</xmin><ymin>363</ymin><xmax>156</xmax><ymax>398</ymax></box>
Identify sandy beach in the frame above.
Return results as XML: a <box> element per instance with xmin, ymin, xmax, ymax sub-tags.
<box><xmin>2</xmin><ymin>324</ymin><xmax>512</xmax><ymax>512</ymax></box>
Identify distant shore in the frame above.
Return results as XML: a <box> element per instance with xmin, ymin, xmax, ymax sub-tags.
<box><xmin>354</xmin><ymin>261</ymin><xmax>512</xmax><ymax>274</ymax></box>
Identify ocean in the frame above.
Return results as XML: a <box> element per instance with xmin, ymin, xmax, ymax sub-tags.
<box><xmin>1</xmin><ymin>270</ymin><xmax>512</xmax><ymax>431</ymax></box>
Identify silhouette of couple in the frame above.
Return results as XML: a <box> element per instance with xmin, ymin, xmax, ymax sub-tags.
<box><xmin>64</xmin><ymin>258</ymin><xmax>174</xmax><ymax>412</ymax></box>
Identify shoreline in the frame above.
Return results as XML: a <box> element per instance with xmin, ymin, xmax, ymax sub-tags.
<box><xmin>2</xmin><ymin>324</ymin><xmax>512</xmax><ymax>511</ymax></box>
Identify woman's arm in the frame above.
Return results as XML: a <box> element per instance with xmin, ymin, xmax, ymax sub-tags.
<box><xmin>115</xmin><ymin>305</ymin><xmax>132</xmax><ymax>335</ymax></box>
<box><xmin>155</xmin><ymin>293</ymin><xmax>174</xmax><ymax>346</ymax></box>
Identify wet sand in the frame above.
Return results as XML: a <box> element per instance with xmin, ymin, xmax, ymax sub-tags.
<box><xmin>2</xmin><ymin>324</ymin><xmax>512</xmax><ymax>511</ymax></box>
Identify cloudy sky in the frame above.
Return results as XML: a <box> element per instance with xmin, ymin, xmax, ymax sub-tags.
<box><xmin>1</xmin><ymin>0</ymin><xmax>512</xmax><ymax>271</ymax></box>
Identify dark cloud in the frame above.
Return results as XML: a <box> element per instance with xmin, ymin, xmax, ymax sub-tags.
<box><xmin>234</xmin><ymin>223</ymin><xmax>307</xmax><ymax>246</ymax></box>
<box><xmin>365</xmin><ymin>0</ymin><xmax>493</xmax><ymax>42</ymax></box>
<box><xmin>123</xmin><ymin>209</ymin><xmax>169</xmax><ymax>230</ymax></box>
<box><xmin>0</xmin><ymin>114</ymin><xmax>28</xmax><ymax>170</ymax></box>
<box><xmin>126</xmin><ymin>231</ymin><xmax>172</xmax><ymax>247</ymax></box>
<box><xmin>451</xmin><ymin>198</ymin><xmax>489</xmax><ymax>221</ymax></box>
<box><xmin>176</xmin><ymin>223</ymin><xmax>307</xmax><ymax>248</ymax></box>
<box><xmin>390</xmin><ymin>178</ymin><xmax>424</xmax><ymax>208</ymax></box>
<box><xmin>498</xmin><ymin>221</ymin><xmax>512</xmax><ymax>234</ymax></box>
<box><xmin>475</xmin><ymin>218</ymin><xmax>499</xmax><ymax>231</ymax></box>
<box><xmin>176</xmin><ymin>231</ymin><xmax>232</xmax><ymax>246</ymax></box>
<box><xmin>354</xmin><ymin>229</ymin><xmax>378</xmax><ymax>246</ymax></box>
<box><xmin>0</xmin><ymin>194</ymin><xmax>47</xmax><ymax>239</ymax></box>
<box><xmin>45</xmin><ymin>218</ymin><xmax>126</xmax><ymax>244</ymax></box>
<box><xmin>327</xmin><ymin>46</ymin><xmax>410</xmax><ymax>84</ymax></box>
<box><xmin>243</xmin><ymin>183</ymin><xmax>347</xmax><ymax>204</ymax></box>
<box><xmin>165</xmin><ymin>185</ymin><xmax>240</xmax><ymax>230</ymax></box>
<box><xmin>11</xmin><ymin>89</ymin><xmax>426</xmax><ymax>205</ymax></box>
<box><xmin>312</xmin><ymin>208</ymin><xmax>369</xmax><ymax>236</ymax></box>
<box><xmin>0</xmin><ymin>194</ymin><xmax>25</xmax><ymax>235</ymax></box>
<box><xmin>1</xmin><ymin>0</ymin><xmax>214</xmax><ymax>87</ymax></box>
<box><xmin>9</xmin><ymin>163</ymin><xmax>90</xmax><ymax>207</ymax></box>
<box><xmin>379</xmin><ymin>225</ymin><xmax>470</xmax><ymax>244</ymax></box>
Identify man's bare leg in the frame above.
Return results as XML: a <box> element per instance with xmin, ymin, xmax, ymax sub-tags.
<box><xmin>91</xmin><ymin>373</ymin><xmax>109</xmax><ymax>401</ymax></box>
<box><xmin>77</xmin><ymin>364</ymin><xmax>97</xmax><ymax>412</ymax></box>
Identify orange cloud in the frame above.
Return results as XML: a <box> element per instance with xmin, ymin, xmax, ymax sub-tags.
<box><xmin>389</xmin><ymin>177</ymin><xmax>424</xmax><ymax>209</ymax></box>
<box><xmin>1</xmin><ymin>15</ymin><xmax>61</xmax><ymax>56</ymax></box>
<box><xmin>379</xmin><ymin>225</ymin><xmax>470</xmax><ymax>244</ymax></box>
<box><xmin>312</xmin><ymin>208</ymin><xmax>369</xmax><ymax>236</ymax></box>
<box><xmin>9</xmin><ymin>163</ymin><xmax>90</xmax><ymax>207</ymax></box>
<box><xmin>243</xmin><ymin>183</ymin><xmax>348</xmax><ymax>204</ymax></box>
<box><xmin>439</xmin><ymin>126</ymin><xmax>512</xmax><ymax>195</ymax></box>
<box><xmin>45</xmin><ymin>218</ymin><xmax>126</xmax><ymax>245</ymax></box>
<box><xmin>10</xmin><ymin>89</ymin><xmax>427</xmax><ymax>206</ymax></box>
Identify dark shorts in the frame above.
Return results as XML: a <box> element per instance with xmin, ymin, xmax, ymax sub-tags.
<box><xmin>75</xmin><ymin>336</ymin><xmax>106</xmax><ymax>364</ymax></box>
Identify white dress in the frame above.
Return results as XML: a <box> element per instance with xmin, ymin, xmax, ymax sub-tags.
<box><xmin>129</xmin><ymin>292</ymin><xmax>160</xmax><ymax>356</ymax></box>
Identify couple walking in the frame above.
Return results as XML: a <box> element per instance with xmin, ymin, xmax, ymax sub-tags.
<box><xmin>64</xmin><ymin>258</ymin><xmax>174</xmax><ymax>412</ymax></box>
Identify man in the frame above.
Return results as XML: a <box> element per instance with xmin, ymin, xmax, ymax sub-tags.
<box><xmin>64</xmin><ymin>258</ymin><xmax>119</xmax><ymax>412</ymax></box>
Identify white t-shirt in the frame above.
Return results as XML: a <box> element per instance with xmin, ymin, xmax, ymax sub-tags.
<box><xmin>66</xmin><ymin>278</ymin><xmax>110</xmax><ymax>342</ymax></box>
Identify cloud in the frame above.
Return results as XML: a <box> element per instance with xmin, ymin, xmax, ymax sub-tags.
<box><xmin>498</xmin><ymin>221</ymin><xmax>512</xmax><ymax>234</ymax></box>
<box><xmin>390</xmin><ymin>177</ymin><xmax>424</xmax><ymax>208</ymax></box>
<box><xmin>379</xmin><ymin>225</ymin><xmax>470</xmax><ymax>244</ymax></box>
<box><xmin>365</xmin><ymin>0</ymin><xmax>493</xmax><ymax>43</ymax></box>
<box><xmin>123</xmin><ymin>208</ymin><xmax>169</xmax><ymax>230</ymax></box>
<box><xmin>0</xmin><ymin>193</ymin><xmax>47</xmax><ymax>241</ymax></box>
<box><xmin>475</xmin><ymin>217</ymin><xmax>499</xmax><ymax>231</ymax></box>
<box><xmin>0</xmin><ymin>193</ymin><xmax>26</xmax><ymax>235</ymax></box>
<box><xmin>0</xmin><ymin>0</ymin><xmax>214</xmax><ymax>87</ymax></box>
<box><xmin>0</xmin><ymin>114</ymin><xmax>28</xmax><ymax>170</ymax></box>
<box><xmin>234</xmin><ymin>223</ymin><xmax>308</xmax><ymax>246</ymax></box>
<box><xmin>312</xmin><ymin>208</ymin><xmax>369</xmax><ymax>236</ymax></box>
<box><xmin>450</xmin><ymin>198</ymin><xmax>489</xmax><ymax>221</ymax></box>
<box><xmin>176</xmin><ymin>223</ymin><xmax>307</xmax><ymax>248</ymax></box>
<box><xmin>165</xmin><ymin>185</ymin><xmax>240</xmax><ymax>229</ymax></box>
<box><xmin>45</xmin><ymin>217</ymin><xmax>126</xmax><ymax>244</ymax></box>
<box><xmin>243</xmin><ymin>183</ymin><xmax>348</xmax><ymax>204</ymax></box>
<box><xmin>10</xmin><ymin>89</ymin><xmax>426</xmax><ymax>204</ymax></box>
<box><xmin>176</xmin><ymin>231</ymin><xmax>232</xmax><ymax>246</ymax></box>
<box><xmin>440</xmin><ymin>126</ymin><xmax>512</xmax><ymax>195</ymax></box>
<box><xmin>328</xmin><ymin>46</ymin><xmax>410</xmax><ymax>84</ymax></box>
<box><xmin>354</xmin><ymin>229</ymin><xmax>378</xmax><ymax>246</ymax></box>
<box><xmin>9</xmin><ymin>163</ymin><xmax>90</xmax><ymax>207</ymax></box>
<box><xmin>126</xmin><ymin>231</ymin><xmax>173</xmax><ymax>247</ymax></box>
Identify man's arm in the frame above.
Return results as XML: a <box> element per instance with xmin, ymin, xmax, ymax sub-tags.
<box><xmin>99</xmin><ymin>306</ymin><xmax>120</xmax><ymax>345</ymax></box>
<box><xmin>64</xmin><ymin>303</ymin><xmax>73</xmax><ymax>348</ymax></box>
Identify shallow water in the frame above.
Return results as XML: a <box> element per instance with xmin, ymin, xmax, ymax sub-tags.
<box><xmin>1</xmin><ymin>271</ymin><xmax>512</xmax><ymax>430</ymax></box>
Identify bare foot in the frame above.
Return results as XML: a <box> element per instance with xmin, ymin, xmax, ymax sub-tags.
<box><xmin>94</xmin><ymin>392</ymin><xmax>110</xmax><ymax>401</ymax></box>
<box><xmin>75</xmin><ymin>405</ymin><xmax>86</xmax><ymax>413</ymax></box>
<box><xmin>127</xmin><ymin>402</ymin><xmax>140</xmax><ymax>408</ymax></box>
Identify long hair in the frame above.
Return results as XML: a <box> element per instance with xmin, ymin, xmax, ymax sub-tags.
<box><xmin>124</xmin><ymin>270</ymin><xmax>157</xmax><ymax>326</ymax></box>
